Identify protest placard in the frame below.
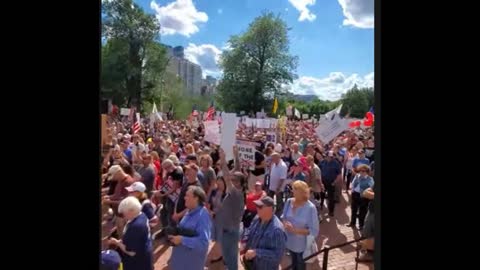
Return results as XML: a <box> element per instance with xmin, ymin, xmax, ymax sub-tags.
<box><xmin>204</xmin><ymin>120</ymin><xmax>221</xmax><ymax>145</ymax></box>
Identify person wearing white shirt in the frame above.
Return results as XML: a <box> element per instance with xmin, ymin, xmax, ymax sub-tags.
<box><xmin>268</xmin><ymin>152</ymin><xmax>288</xmax><ymax>217</ymax></box>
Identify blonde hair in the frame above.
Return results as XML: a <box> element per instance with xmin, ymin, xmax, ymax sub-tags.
<box><xmin>150</xmin><ymin>151</ymin><xmax>160</xmax><ymax>161</ymax></box>
<box><xmin>199</xmin><ymin>154</ymin><xmax>213</xmax><ymax>167</ymax></box>
<box><xmin>292</xmin><ymin>180</ymin><xmax>310</xmax><ymax>202</ymax></box>
<box><xmin>185</xmin><ymin>144</ymin><xmax>194</xmax><ymax>154</ymax></box>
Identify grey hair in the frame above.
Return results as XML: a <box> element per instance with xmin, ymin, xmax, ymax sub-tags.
<box><xmin>118</xmin><ymin>196</ymin><xmax>142</xmax><ymax>215</ymax></box>
<box><xmin>162</xmin><ymin>159</ymin><xmax>174</xmax><ymax>168</ymax></box>
<box><xmin>188</xmin><ymin>186</ymin><xmax>206</xmax><ymax>205</ymax></box>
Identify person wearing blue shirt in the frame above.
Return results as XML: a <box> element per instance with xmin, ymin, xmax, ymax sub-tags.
<box><xmin>243</xmin><ymin>196</ymin><xmax>286</xmax><ymax>270</ymax></box>
<box><xmin>320</xmin><ymin>151</ymin><xmax>342</xmax><ymax>217</ymax></box>
<box><xmin>108</xmin><ymin>196</ymin><xmax>153</xmax><ymax>270</ymax></box>
<box><xmin>347</xmin><ymin>165</ymin><xmax>374</xmax><ymax>230</ymax></box>
<box><xmin>282</xmin><ymin>181</ymin><xmax>319</xmax><ymax>270</ymax></box>
<box><xmin>169</xmin><ymin>186</ymin><xmax>211</xmax><ymax>270</ymax></box>
<box><xmin>351</xmin><ymin>150</ymin><xmax>370</xmax><ymax>174</ymax></box>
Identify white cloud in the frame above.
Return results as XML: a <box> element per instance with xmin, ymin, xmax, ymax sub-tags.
<box><xmin>288</xmin><ymin>0</ymin><xmax>317</xmax><ymax>22</ymax></box>
<box><xmin>338</xmin><ymin>0</ymin><xmax>374</xmax><ymax>28</ymax></box>
<box><xmin>150</xmin><ymin>0</ymin><xmax>208</xmax><ymax>37</ymax></box>
<box><xmin>290</xmin><ymin>72</ymin><xmax>374</xmax><ymax>100</ymax></box>
<box><xmin>217</xmin><ymin>8</ymin><xmax>223</xmax><ymax>14</ymax></box>
<box><xmin>184</xmin><ymin>43</ymin><xmax>223</xmax><ymax>78</ymax></box>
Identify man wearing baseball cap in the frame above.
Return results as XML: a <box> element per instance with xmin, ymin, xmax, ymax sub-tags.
<box><xmin>242</xmin><ymin>196</ymin><xmax>286</xmax><ymax>270</ymax></box>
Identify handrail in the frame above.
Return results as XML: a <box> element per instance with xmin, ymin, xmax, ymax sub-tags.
<box><xmin>282</xmin><ymin>236</ymin><xmax>367</xmax><ymax>270</ymax></box>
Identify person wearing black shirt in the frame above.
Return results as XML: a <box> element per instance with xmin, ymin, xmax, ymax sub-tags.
<box><xmin>248</xmin><ymin>148</ymin><xmax>266</xmax><ymax>192</ymax></box>
<box><xmin>155</xmin><ymin>159</ymin><xmax>184</xmax><ymax>229</ymax></box>
<box><xmin>173</xmin><ymin>164</ymin><xmax>202</xmax><ymax>223</ymax></box>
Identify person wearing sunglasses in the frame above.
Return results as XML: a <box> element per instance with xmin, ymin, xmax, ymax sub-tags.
<box><xmin>347</xmin><ymin>165</ymin><xmax>374</xmax><ymax>230</ymax></box>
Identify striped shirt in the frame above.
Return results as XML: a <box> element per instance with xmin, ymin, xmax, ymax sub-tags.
<box><xmin>246</xmin><ymin>216</ymin><xmax>286</xmax><ymax>270</ymax></box>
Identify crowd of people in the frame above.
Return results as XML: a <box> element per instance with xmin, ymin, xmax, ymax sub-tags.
<box><xmin>100</xmin><ymin>114</ymin><xmax>375</xmax><ymax>270</ymax></box>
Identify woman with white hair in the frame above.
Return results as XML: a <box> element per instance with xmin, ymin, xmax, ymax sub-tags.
<box><xmin>109</xmin><ymin>196</ymin><xmax>153</xmax><ymax>270</ymax></box>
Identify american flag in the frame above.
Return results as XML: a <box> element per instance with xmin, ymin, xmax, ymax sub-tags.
<box><xmin>132</xmin><ymin>111</ymin><xmax>141</xmax><ymax>134</ymax></box>
<box><xmin>206</xmin><ymin>101</ymin><xmax>215</xmax><ymax>121</ymax></box>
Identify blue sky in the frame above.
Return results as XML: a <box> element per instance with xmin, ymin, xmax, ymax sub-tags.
<box><xmin>132</xmin><ymin>0</ymin><xmax>374</xmax><ymax>101</ymax></box>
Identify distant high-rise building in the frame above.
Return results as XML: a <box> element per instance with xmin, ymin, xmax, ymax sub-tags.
<box><xmin>173</xmin><ymin>46</ymin><xmax>184</xmax><ymax>58</ymax></box>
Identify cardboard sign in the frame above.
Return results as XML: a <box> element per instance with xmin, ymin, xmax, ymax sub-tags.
<box><xmin>236</xmin><ymin>140</ymin><xmax>261</xmax><ymax>170</ymax></box>
<box><xmin>204</xmin><ymin>120</ymin><xmax>221</xmax><ymax>145</ymax></box>
<box><xmin>120</xmin><ymin>108</ymin><xmax>130</xmax><ymax>116</ymax></box>
<box><xmin>315</xmin><ymin>117</ymin><xmax>349</xmax><ymax>144</ymax></box>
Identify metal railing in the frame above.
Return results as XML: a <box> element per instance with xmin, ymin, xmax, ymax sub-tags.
<box><xmin>282</xmin><ymin>236</ymin><xmax>367</xmax><ymax>270</ymax></box>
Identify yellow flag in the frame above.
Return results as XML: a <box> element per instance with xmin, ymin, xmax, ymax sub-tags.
<box><xmin>272</xmin><ymin>97</ymin><xmax>278</xmax><ymax>114</ymax></box>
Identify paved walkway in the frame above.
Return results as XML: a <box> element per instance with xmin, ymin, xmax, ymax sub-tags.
<box><xmin>148</xmin><ymin>191</ymin><xmax>374</xmax><ymax>270</ymax></box>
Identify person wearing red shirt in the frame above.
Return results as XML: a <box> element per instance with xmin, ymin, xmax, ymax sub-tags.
<box><xmin>150</xmin><ymin>151</ymin><xmax>162</xmax><ymax>189</ymax></box>
<box><xmin>243</xmin><ymin>181</ymin><xmax>266</xmax><ymax>229</ymax></box>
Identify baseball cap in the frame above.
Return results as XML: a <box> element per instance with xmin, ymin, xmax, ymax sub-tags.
<box><xmin>125</xmin><ymin>181</ymin><xmax>146</xmax><ymax>193</ymax></box>
<box><xmin>101</xmin><ymin>250</ymin><xmax>121</xmax><ymax>270</ymax></box>
<box><xmin>107</xmin><ymin>165</ymin><xmax>123</xmax><ymax>180</ymax></box>
<box><xmin>254</xmin><ymin>196</ymin><xmax>275</xmax><ymax>207</ymax></box>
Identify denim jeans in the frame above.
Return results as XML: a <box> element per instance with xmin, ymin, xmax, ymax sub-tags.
<box><xmin>221</xmin><ymin>227</ymin><xmax>240</xmax><ymax>270</ymax></box>
<box><xmin>290</xmin><ymin>250</ymin><xmax>306</xmax><ymax>270</ymax></box>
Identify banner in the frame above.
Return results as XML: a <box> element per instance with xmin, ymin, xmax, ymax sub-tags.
<box><xmin>204</xmin><ymin>120</ymin><xmax>221</xmax><ymax>145</ymax></box>
<box><xmin>221</xmin><ymin>113</ymin><xmax>237</xmax><ymax>161</ymax></box>
<box><xmin>315</xmin><ymin>117</ymin><xmax>349</xmax><ymax>144</ymax></box>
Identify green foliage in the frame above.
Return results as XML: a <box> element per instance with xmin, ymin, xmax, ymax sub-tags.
<box><xmin>101</xmin><ymin>0</ymin><xmax>163</xmax><ymax>111</ymax></box>
<box><xmin>340</xmin><ymin>85</ymin><xmax>374</xmax><ymax>118</ymax></box>
<box><xmin>216</xmin><ymin>12</ymin><xmax>298</xmax><ymax>113</ymax></box>
<box><xmin>142</xmin><ymin>72</ymin><xmax>212</xmax><ymax>119</ymax></box>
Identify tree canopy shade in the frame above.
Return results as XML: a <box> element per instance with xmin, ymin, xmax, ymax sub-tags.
<box><xmin>216</xmin><ymin>12</ymin><xmax>298</xmax><ymax>113</ymax></box>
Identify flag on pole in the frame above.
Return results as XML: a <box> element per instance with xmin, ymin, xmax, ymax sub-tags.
<box><xmin>294</xmin><ymin>108</ymin><xmax>301</xmax><ymax>119</ymax></box>
<box><xmin>132</xmin><ymin>112</ymin><xmax>141</xmax><ymax>134</ymax></box>
<box><xmin>206</xmin><ymin>101</ymin><xmax>215</xmax><ymax>121</ymax></box>
<box><xmin>272</xmin><ymin>97</ymin><xmax>278</xmax><ymax>114</ymax></box>
<box><xmin>325</xmin><ymin>104</ymin><xmax>343</xmax><ymax>120</ymax></box>
<box><xmin>150</xmin><ymin>103</ymin><xmax>162</xmax><ymax>130</ymax></box>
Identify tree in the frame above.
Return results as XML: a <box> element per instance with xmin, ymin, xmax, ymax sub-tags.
<box><xmin>340</xmin><ymin>85</ymin><xmax>374</xmax><ymax>118</ymax></box>
<box><xmin>101</xmin><ymin>0</ymin><xmax>164</xmax><ymax>111</ymax></box>
<box><xmin>216</xmin><ymin>12</ymin><xmax>298</xmax><ymax>113</ymax></box>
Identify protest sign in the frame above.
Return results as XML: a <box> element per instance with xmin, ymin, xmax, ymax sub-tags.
<box><xmin>236</xmin><ymin>140</ymin><xmax>261</xmax><ymax>170</ymax></box>
<box><xmin>315</xmin><ymin>117</ymin><xmax>349</xmax><ymax>144</ymax></box>
<box><xmin>302</xmin><ymin>114</ymin><xmax>309</xmax><ymax>119</ymax></box>
<box><xmin>120</xmin><ymin>108</ymin><xmax>130</xmax><ymax>116</ymax></box>
<box><xmin>204</xmin><ymin>120</ymin><xmax>221</xmax><ymax>145</ymax></box>
<box><xmin>266</xmin><ymin>131</ymin><xmax>277</xmax><ymax>144</ymax></box>
<box><xmin>221</xmin><ymin>113</ymin><xmax>237</xmax><ymax>161</ymax></box>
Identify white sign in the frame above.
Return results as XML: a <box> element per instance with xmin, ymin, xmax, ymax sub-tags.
<box><xmin>266</xmin><ymin>131</ymin><xmax>277</xmax><ymax>144</ymax></box>
<box><xmin>256</xmin><ymin>118</ymin><xmax>271</xmax><ymax>129</ymax></box>
<box><xmin>120</xmin><ymin>108</ymin><xmax>130</xmax><ymax>116</ymax></box>
<box><xmin>245</xmin><ymin>117</ymin><xmax>256</xmax><ymax>127</ymax></box>
<box><xmin>204</xmin><ymin>121</ymin><xmax>221</xmax><ymax>145</ymax></box>
<box><xmin>302</xmin><ymin>114</ymin><xmax>309</xmax><ymax>119</ymax></box>
<box><xmin>236</xmin><ymin>140</ymin><xmax>257</xmax><ymax>170</ymax></box>
<box><xmin>221</xmin><ymin>113</ymin><xmax>237</xmax><ymax>161</ymax></box>
<box><xmin>315</xmin><ymin>117</ymin><xmax>349</xmax><ymax>144</ymax></box>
